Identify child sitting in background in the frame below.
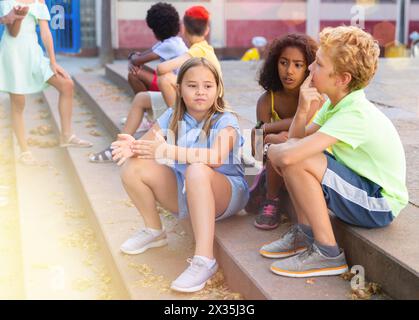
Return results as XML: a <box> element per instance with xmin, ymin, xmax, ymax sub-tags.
<box><xmin>126</xmin><ymin>2</ymin><xmax>187</xmax><ymax>95</ymax></box>
<box><xmin>241</xmin><ymin>36</ymin><xmax>268</xmax><ymax>62</ymax></box>
<box><xmin>157</xmin><ymin>5</ymin><xmax>222</xmax><ymax>108</ymax></box>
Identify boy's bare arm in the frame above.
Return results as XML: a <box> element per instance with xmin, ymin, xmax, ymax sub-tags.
<box><xmin>268</xmin><ymin>132</ymin><xmax>337</xmax><ymax>167</ymax></box>
<box><xmin>156</xmin><ymin>53</ymin><xmax>191</xmax><ymax>76</ymax></box>
<box><xmin>289</xmin><ymin>73</ymin><xmax>323</xmax><ymax>139</ymax></box>
<box><xmin>130</xmin><ymin>50</ymin><xmax>160</xmax><ymax>66</ymax></box>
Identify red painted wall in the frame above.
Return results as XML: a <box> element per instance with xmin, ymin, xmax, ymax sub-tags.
<box><xmin>118</xmin><ymin>19</ymin><xmax>419</xmax><ymax>49</ymax></box>
<box><xmin>226</xmin><ymin>20</ymin><xmax>306</xmax><ymax>47</ymax></box>
<box><xmin>119</xmin><ymin>20</ymin><xmax>156</xmax><ymax>49</ymax></box>
<box><xmin>320</xmin><ymin>20</ymin><xmax>397</xmax><ymax>46</ymax></box>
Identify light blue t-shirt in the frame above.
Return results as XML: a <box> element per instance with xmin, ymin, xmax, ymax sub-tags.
<box><xmin>157</xmin><ymin>108</ymin><xmax>245</xmax><ymax>178</ymax></box>
<box><xmin>152</xmin><ymin>36</ymin><xmax>188</xmax><ymax>62</ymax></box>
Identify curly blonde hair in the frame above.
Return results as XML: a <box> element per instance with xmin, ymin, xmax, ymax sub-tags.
<box><xmin>319</xmin><ymin>26</ymin><xmax>380</xmax><ymax>92</ymax></box>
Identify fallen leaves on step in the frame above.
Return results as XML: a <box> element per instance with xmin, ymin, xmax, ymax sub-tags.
<box><xmin>89</xmin><ymin>130</ymin><xmax>102</xmax><ymax>137</ymax></box>
<box><xmin>30</xmin><ymin>124</ymin><xmax>53</xmax><ymax>136</ymax></box>
<box><xmin>85</xmin><ymin>117</ymin><xmax>97</xmax><ymax>128</ymax></box>
<box><xmin>27</xmin><ymin>137</ymin><xmax>59</xmax><ymax>148</ymax></box>
<box><xmin>340</xmin><ymin>271</ymin><xmax>355</xmax><ymax>281</ymax></box>
<box><xmin>341</xmin><ymin>271</ymin><xmax>382</xmax><ymax>300</ymax></box>
<box><xmin>38</xmin><ymin>109</ymin><xmax>50</xmax><ymax>119</ymax></box>
<box><xmin>190</xmin><ymin>270</ymin><xmax>243</xmax><ymax>300</ymax></box>
<box><xmin>350</xmin><ymin>282</ymin><xmax>382</xmax><ymax>300</ymax></box>
<box><xmin>61</xmin><ymin>227</ymin><xmax>99</xmax><ymax>253</ymax></box>
<box><xmin>129</xmin><ymin>262</ymin><xmax>171</xmax><ymax>293</ymax></box>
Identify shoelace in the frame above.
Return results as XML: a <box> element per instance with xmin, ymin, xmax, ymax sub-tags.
<box><xmin>298</xmin><ymin>244</ymin><xmax>315</xmax><ymax>263</ymax></box>
<box><xmin>263</xmin><ymin>204</ymin><xmax>276</xmax><ymax>216</ymax></box>
<box><xmin>185</xmin><ymin>258</ymin><xmax>206</xmax><ymax>276</ymax></box>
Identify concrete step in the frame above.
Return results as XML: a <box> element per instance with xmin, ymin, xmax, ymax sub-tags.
<box><xmin>42</xmin><ymin>86</ymin><xmax>242</xmax><ymax>300</ymax></box>
<box><xmin>103</xmin><ymin>61</ymin><xmax>419</xmax><ymax>300</ymax></box>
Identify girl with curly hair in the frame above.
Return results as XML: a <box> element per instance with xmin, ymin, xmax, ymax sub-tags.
<box><xmin>248</xmin><ymin>34</ymin><xmax>320</xmax><ymax>230</ymax></box>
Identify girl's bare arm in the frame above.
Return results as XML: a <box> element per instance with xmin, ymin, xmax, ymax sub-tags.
<box><xmin>39</xmin><ymin>19</ymin><xmax>56</xmax><ymax>64</ymax></box>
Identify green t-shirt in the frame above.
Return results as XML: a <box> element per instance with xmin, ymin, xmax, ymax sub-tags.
<box><xmin>314</xmin><ymin>89</ymin><xmax>408</xmax><ymax>217</ymax></box>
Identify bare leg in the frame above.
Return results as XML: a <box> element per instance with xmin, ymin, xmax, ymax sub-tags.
<box><xmin>157</xmin><ymin>72</ymin><xmax>177</xmax><ymax>108</ymax></box>
<box><xmin>10</xmin><ymin>94</ymin><xmax>28</xmax><ymax>152</ymax></box>
<box><xmin>122</xmin><ymin>92</ymin><xmax>152</xmax><ymax>135</ymax></box>
<box><xmin>47</xmin><ymin>75</ymin><xmax>74</xmax><ymax>140</ymax></box>
<box><xmin>128</xmin><ymin>65</ymin><xmax>155</xmax><ymax>94</ymax></box>
<box><xmin>266</xmin><ymin>159</ymin><xmax>284</xmax><ymax>200</ymax></box>
<box><xmin>280</xmin><ymin>153</ymin><xmax>336</xmax><ymax>246</ymax></box>
<box><xmin>120</xmin><ymin>157</ymin><xmax>179</xmax><ymax>230</ymax></box>
<box><xmin>185</xmin><ymin>163</ymin><xmax>232</xmax><ymax>259</ymax></box>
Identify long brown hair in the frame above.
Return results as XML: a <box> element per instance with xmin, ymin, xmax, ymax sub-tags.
<box><xmin>169</xmin><ymin>57</ymin><xmax>232</xmax><ymax>142</ymax></box>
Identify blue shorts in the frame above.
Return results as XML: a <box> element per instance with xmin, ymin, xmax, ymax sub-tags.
<box><xmin>172</xmin><ymin>169</ymin><xmax>249</xmax><ymax>221</ymax></box>
<box><xmin>322</xmin><ymin>153</ymin><xmax>394</xmax><ymax>229</ymax></box>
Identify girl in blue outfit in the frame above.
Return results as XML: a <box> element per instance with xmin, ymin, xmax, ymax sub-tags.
<box><xmin>111</xmin><ymin>57</ymin><xmax>249</xmax><ymax>293</ymax></box>
<box><xmin>0</xmin><ymin>0</ymin><xmax>91</xmax><ymax>165</ymax></box>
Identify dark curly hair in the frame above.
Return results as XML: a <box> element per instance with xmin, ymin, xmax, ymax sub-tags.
<box><xmin>259</xmin><ymin>34</ymin><xmax>318</xmax><ymax>92</ymax></box>
<box><xmin>146</xmin><ymin>2</ymin><xmax>180</xmax><ymax>41</ymax></box>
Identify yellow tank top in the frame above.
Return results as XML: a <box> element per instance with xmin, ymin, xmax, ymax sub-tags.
<box><xmin>270</xmin><ymin>91</ymin><xmax>317</xmax><ymax>124</ymax></box>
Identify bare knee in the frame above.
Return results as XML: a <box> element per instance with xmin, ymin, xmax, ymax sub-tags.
<box><xmin>157</xmin><ymin>73</ymin><xmax>170</xmax><ymax>88</ymax></box>
<box><xmin>281</xmin><ymin>154</ymin><xmax>326</xmax><ymax>180</ymax></box>
<box><xmin>185</xmin><ymin>163</ymin><xmax>212</xmax><ymax>185</ymax></box>
<box><xmin>133</xmin><ymin>92</ymin><xmax>149</xmax><ymax>108</ymax></box>
<box><xmin>120</xmin><ymin>158</ymin><xmax>154</xmax><ymax>185</ymax></box>
<box><xmin>57</xmin><ymin>78</ymin><xmax>74</xmax><ymax>95</ymax></box>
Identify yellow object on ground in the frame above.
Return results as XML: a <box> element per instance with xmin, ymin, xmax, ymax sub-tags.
<box><xmin>385</xmin><ymin>44</ymin><xmax>407</xmax><ymax>58</ymax></box>
<box><xmin>241</xmin><ymin>48</ymin><xmax>260</xmax><ymax>61</ymax></box>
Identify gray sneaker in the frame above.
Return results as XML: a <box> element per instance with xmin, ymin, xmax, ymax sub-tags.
<box><xmin>270</xmin><ymin>243</ymin><xmax>349</xmax><ymax>278</ymax></box>
<box><xmin>120</xmin><ymin>228</ymin><xmax>167</xmax><ymax>255</ymax></box>
<box><xmin>170</xmin><ymin>257</ymin><xmax>218</xmax><ymax>293</ymax></box>
<box><xmin>259</xmin><ymin>225</ymin><xmax>309</xmax><ymax>258</ymax></box>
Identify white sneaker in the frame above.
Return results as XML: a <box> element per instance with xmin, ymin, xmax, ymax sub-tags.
<box><xmin>120</xmin><ymin>228</ymin><xmax>167</xmax><ymax>255</ymax></box>
<box><xmin>170</xmin><ymin>256</ymin><xmax>218</xmax><ymax>293</ymax></box>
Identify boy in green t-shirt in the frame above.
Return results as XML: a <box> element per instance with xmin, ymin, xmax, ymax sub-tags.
<box><xmin>260</xmin><ymin>26</ymin><xmax>408</xmax><ymax>278</ymax></box>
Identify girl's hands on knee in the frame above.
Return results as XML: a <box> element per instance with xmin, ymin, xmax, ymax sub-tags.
<box><xmin>131</xmin><ymin>130</ymin><xmax>168</xmax><ymax>159</ymax></box>
<box><xmin>111</xmin><ymin>134</ymin><xmax>136</xmax><ymax>166</ymax></box>
<box><xmin>50</xmin><ymin>63</ymin><xmax>70</xmax><ymax>79</ymax></box>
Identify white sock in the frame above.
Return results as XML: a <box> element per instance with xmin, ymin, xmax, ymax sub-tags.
<box><xmin>146</xmin><ymin>227</ymin><xmax>164</xmax><ymax>236</ymax></box>
<box><xmin>195</xmin><ymin>255</ymin><xmax>216</xmax><ymax>269</ymax></box>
